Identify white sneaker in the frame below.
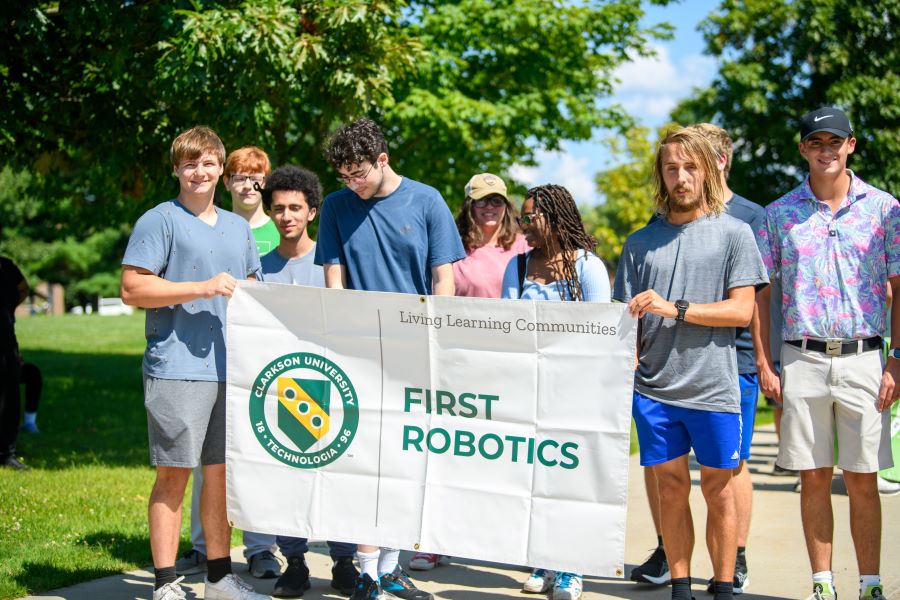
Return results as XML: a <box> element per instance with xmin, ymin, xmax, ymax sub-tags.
<box><xmin>523</xmin><ymin>568</ymin><xmax>555</xmax><ymax>593</ymax></box>
<box><xmin>152</xmin><ymin>577</ymin><xmax>186</xmax><ymax>600</ymax></box>
<box><xmin>877</xmin><ymin>476</ymin><xmax>900</xmax><ymax>497</ymax></box>
<box><xmin>552</xmin><ymin>571</ymin><xmax>583</xmax><ymax>600</ymax></box>
<box><xmin>205</xmin><ymin>574</ymin><xmax>271</xmax><ymax>600</ymax></box>
<box><xmin>408</xmin><ymin>553</ymin><xmax>450</xmax><ymax>570</ymax></box>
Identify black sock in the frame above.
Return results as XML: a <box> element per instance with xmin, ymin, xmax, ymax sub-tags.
<box><xmin>657</xmin><ymin>535</ymin><xmax>664</xmax><ymax>548</ymax></box>
<box><xmin>154</xmin><ymin>566</ymin><xmax>177</xmax><ymax>590</ymax></box>
<box><xmin>713</xmin><ymin>580</ymin><xmax>734</xmax><ymax>600</ymax></box>
<box><xmin>207</xmin><ymin>556</ymin><xmax>233</xmax><ymax>583</ymax></box>
<box><xmin>671</xmin><ymin>577</ymin><xmax>692</xmax><ymax>600</ymax></box>
<box><xmin>736</xmin><ymin>546</ymin><xmax>746</xmax><ymax>566</ymax></box>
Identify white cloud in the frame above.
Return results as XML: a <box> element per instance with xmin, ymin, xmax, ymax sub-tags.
<box><xmin>510</xmin><ymin>148</ymin><xmax>600</xmax><ymax>206</ymax></box>
<box><xmin>611</xmin><ymin>44</ymin><xmax>716</xmax><ymax>122</ymax></box>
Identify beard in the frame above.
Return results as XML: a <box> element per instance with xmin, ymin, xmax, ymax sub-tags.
<box><xmin>667</xmin><ymin>189</ymin><xmax>703</xmax><ymax>213</ymax></box>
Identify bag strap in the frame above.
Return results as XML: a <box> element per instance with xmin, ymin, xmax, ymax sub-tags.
<box><xmin>516</xmin><ymin>251</ymin><xmax>530</xmax><ymax>298</ymax></box>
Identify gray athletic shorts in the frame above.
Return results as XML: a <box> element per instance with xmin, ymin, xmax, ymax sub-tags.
<box><xmin>143</xmin><ymin>375</ymin><xmax>226</xmax><ymax>467</ymax></box>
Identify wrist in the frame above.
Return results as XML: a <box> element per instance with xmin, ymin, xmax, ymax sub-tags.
<box><xmin>889</xmin><ymin>347</ymin><xmax>900</xmax><ymax>361</ymax></box>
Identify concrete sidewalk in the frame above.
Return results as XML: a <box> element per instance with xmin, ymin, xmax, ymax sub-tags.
<box><xmin>23</xmin><ymin>425</ymin><xmax>900</xmax><ymax>599</ymax></box>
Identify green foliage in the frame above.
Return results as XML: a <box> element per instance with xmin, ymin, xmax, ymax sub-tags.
<box><xmin>583</xmin><ymin>125</ymin><xmax>663</xmax><ymax>270</ymax></box>
<box><xmin>671</xmin><ymin>0</ymin><xmax>900</xmax><ymax>202</ymax></box>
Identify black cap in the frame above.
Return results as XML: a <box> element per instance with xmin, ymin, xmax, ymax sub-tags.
<box><xmin>800</xmin><ymin>107</ymin><xmax>853</xmax><ymax>141</ymax></box>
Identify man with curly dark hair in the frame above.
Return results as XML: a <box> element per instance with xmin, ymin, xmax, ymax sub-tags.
<box><xmin>316</xmin><ymin>117</ymin><xmax>465</xmax><ymax>600</ymax></box>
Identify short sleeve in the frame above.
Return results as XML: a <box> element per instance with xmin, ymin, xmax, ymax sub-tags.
<box><xmin>758</xmin><ymin>208</ymin><xmax>780</xmax><ymax>281</ymax></box>
<box><xmin>726</xmin><ymin>223</ymin><xmax>769</xmax><ymax>290</ymax></box>
<box><xmin>578</xmin><ymin>252</ymin><xmax>611</xmax><ymax>302</ymax></box>
<box><xmin>886</xmin><ymin>195</ymin><xmax>900</xmax><ymax>278</ymax></box>
<box><xmin>243</xmin><ymin>221</ymin><xmax>262</xmax><ymax>279</ymax></box>
<box><xmin>314</xmin><ymin>196</ymin><xmax>345</xmax><ymax>266</ymax></box>
<box><xmin>612</xmin><ymin>241</ymin><xmax>637</xmax><ymax>303</ymax></box>
<box><xmin>122</xmin><ymin>209</ymin><xmax>171</xmax><ymax>274</ymax></box>
<box><xmin>426</xmin><ymin>193</ymin><xmax>466</xmax><ymax>267</ymax></box>
<box><xmin>500</xmin><ymin>255</ymin><xmax>520</xmax><ymax>299</ymax></box>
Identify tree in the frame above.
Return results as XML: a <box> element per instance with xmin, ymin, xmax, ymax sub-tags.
<box><xmin>1</xmin><ymin>1</ymin><xmax>670</xmax><ymax>303</ymax></box>
<box><xmin>671</xmin><ymin>0</ymin><xmax>900</xmax><ymax>203</ymax></box>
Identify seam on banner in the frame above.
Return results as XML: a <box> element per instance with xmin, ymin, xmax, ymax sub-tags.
<box><xmin>375</xmin><ymin>308</ymin><xmax>386</xmax><ymax>527</ymax></box>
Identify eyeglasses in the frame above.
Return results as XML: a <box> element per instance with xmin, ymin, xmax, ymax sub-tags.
<box><xmin>517</xmin><ymin>212</ymin><xmax>542</xmax><ymax>226</ymax></box>
<box><xmin>336</xmin><ymin>162</ymin><xmax>378</xmax><ymax>185</ymax></box>
<box><xmin>472</xmin><ymin>197</ymin><xmax>506</xmax><ymax>208</ymax></box>
<box><xmin>230</xmin><ymin>174</ymin><xmax>265</xmax><ymax>185</ymax></box>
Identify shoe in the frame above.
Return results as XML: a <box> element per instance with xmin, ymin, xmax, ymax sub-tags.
<box><xmin>860</xmin><ymin>584</ymin><xmax>885</xmax><ymax>600</ymax></box>
<box><xmin>332</xmin><ymin>556</ymin><xmax>359</xmax><ymax>595</ymax></box>
<box><xmin>804</xmin><ymin>582</ymin><xmax>837</xmax><ymax>600</ymax></box>
<box><xmin>552</xmin><ymin>572</ymin><xmax>583</xmax><ymax>600</ymax></box>
<box><xmin>794</xmin><ymin>480</ymin><xmax>803</xmax><ymax>493</ymax></box>
<box><xmin>629</xmin><ymin>545</ymin><xmax>670</xmax><ymax>584</ymax></box>
<box><xmin>20</xmin><ymin>422</ymin><xmax>40</xmax><ymax>434</ymax></box>
<box><xmin>351</xmin><ymin>573</ymin><xmax>384</xmax><ymax>600</ymax></box>
<box><xmin>877</xmin><ymin>476</ymin><xmax>900</xmax><ymax>497</ymax></box>
<box><xmin>523</xmin><ymin>568</ymin><xmax>555</xmax><ymax>593</ymax></box>
<box><xmin>174</xmin><ymin>548</ymin><xmax>207</xmax><ymax>575</ymax></box>
<box><xmin>407</xmin><ymin>553</ymin><xmax>449</xmax><ymax>571</ymax></box>
<box><xmin>380</xmin><ymin>565</ymin><xmax>433</xmax><ymax>599</ymax></box>
<box><xmin>205</xmin><ymin>573</ymin><xmax>271</xmax><ymax>599</ymax></box>
<box><xmin>248</xmin><ymin>550</ymin><xmax>282</xmax><ymax>579</ymax></box>
<box><xmin>772</xmin><ymin>463</ymin><xmax>797</xmax><ymax>476</ymax></box>
<box><xmin>1</xmin><ymin>455</ymin><xmax>31</xmax><ymax>471</ymax></box>
<box><xmin>705</xmin><ymin>560</ymin><xmax>749</xmax><ymax>594</ymax></box>
<box><xmin>272</xmin><ymin>555</ymin><xmax>310</xmax><ymax>598</ymax></box>
<box><xmin>153</xmin><ymin>576</ymin><xmax>187</xmax><ymax>600</ymax></box>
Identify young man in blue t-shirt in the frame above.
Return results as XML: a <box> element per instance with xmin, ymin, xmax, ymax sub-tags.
<box><xmin>121</xmin><ymin>126</ymin><xmax>268</xmax><ymax>600</ymax></box>
<box><xmin>315</xmin><ymin>118</ymin><xmax>466</xmax><ymax>600</ymax></box>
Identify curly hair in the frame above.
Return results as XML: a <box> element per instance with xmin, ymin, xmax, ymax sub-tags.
<box><xmin>456</xmin><ymin>195</ymin><xmax>520</xmax><ymax>252</ymax></box>
<box><xmin>651</xmin><ymin>127</ymin><xmax>725</xmax><ymax>218</ymax></box>
<box><xmin>324</xmin><ymin>117</ymin><xmax>388</xmax><ymax>171</ymax></box>
<box><xmin>262</xmin><ymin>165</ymin><xmax>323</xmax><ymax>212</ymax></box>
<box><xmin>526</xmin><ymin>184</ymin><xmax>598</xmax><ymax>302</ymax></box>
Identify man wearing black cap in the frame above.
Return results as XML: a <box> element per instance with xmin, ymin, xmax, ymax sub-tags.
<box><xmin>756</xmin><ymin>107</ymin><xmax>900</xmax><ymax>600</ymax></box>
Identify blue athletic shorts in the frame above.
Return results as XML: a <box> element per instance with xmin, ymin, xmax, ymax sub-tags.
<box><xmin>738</xmin><ymin>373</ymin><xmax>758</xmax><ymax>460</ymax></box>
<box><xmin>632</xmin><ymin>391</ymin><xmax>742</xmax><ymax>469</ymax></box>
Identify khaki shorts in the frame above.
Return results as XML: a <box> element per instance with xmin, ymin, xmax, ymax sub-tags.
<box><xmin>778</xmin><ymin>343</ymin><xmax>892</xmax><ymax>473</ymax></box>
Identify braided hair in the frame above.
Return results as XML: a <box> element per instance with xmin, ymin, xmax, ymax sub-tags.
<box><xmin>526</xmin><ymin>184</ymin><xmax>597</xmax><ymax>302</ymax></box>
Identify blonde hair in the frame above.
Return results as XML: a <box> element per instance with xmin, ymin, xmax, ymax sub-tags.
<box><xmin>652</xmin><ymin>127</ymin><xmax>725</xmax><ymax>217</ymax></box>
<box><xmin>224</xmin><ymin>146</ymin><xmax>271</xmax><ymax>177</ymax></box>
<box><xmin>688</xmin><ymin>123</ymin><xmax>733</xmax><ymax>179</ymax></box>
<box><xmin>170</xmin><ymin>126</ymin><xmax>225</xmax><ymax>167</ymax></box>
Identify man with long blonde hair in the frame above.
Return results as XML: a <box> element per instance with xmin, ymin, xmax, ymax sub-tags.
<box><xmin>614</xmin><ymin>127</ymin><xmax>767</xmax><ymax>600</ymax></box>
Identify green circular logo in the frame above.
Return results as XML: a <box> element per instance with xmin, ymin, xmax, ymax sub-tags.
<box><xmin>249</xmin><ymin>352</ymin><xmax>359</xmax><ymax>469</ymax></box>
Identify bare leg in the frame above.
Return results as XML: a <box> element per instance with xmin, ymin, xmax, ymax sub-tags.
<box><xmin>652</xmin><ymin>455</ymin><xmax>693</xmax><ymax>579</ymax></box>
<box><xmin>149</xmin><ymin>466</ymin><xmax>192</xmax><ymax>567</ymax></box>
<box><xmin>733</xmin><ymin>460</ymin><xmax>753</xmax><ymax>547</ymax></box>
<box><xmin>700</xmin><ymin>465</ymin><xmax>737</xmax><ymax>581</ymax></box>
<box><xmin>201</xmin><ymin>464</ymin><xmax>231</xmax><ymax>560</ymax></box>
<box><xmin>800</xmin><ymin>467</ymin><xmax>834</xmax><ymax>573</ymax></box>
<box><xmin>645</xmin><ymin>467</ymin><xmax>662</xmax><ymax>537</ymax></box>
<box><xmin>774</xmin><ymin>405</ymin><xmax>783</xmax><ymax>441</ymax></box>
<box><xmin>842</xmin><ymin>471</ymin><xmax>881</xmax><ymax>575</ymax></box>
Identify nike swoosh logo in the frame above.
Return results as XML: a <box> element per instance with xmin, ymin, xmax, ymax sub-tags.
<box><xmin>814</xmin><ymin>115</ymin><xmax>832</xmax><ymax>122</ymax></box>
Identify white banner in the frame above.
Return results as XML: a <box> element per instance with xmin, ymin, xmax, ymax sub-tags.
<box><xmin>226</xmin><ymin>281</ymin><xmax>637</xmax><ymax>576</ymax></box>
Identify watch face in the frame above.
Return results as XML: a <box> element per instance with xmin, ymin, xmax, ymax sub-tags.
<box><xmin>892</xmin><ymin>348</ymin><xmax>900</xmax><ymax>359</ymax></box>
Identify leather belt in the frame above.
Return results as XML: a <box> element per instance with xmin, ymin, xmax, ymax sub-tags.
<box><xmin>785</xmin><ymin>336</ymin><xmax>882</xmax><ymax>357</ymax></box>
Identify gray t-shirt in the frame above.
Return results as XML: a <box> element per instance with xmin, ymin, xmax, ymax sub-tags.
<box><xmin>613</xmin><ymin>212</ymin><xmax>768</xmax><ymax>412</ymax></box>
<box><xmin>260</xmin><ymin>244</ymin><xmax>325</xmax><ymax>287</ymax></box>
<box><xmin>122</xmin><ymin>199</ymin><xmax>261</xmax><ymax>382</ymax></box>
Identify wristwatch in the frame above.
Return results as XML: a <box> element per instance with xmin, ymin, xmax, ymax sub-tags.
<box><xmin>675</xmin><ymin>299</ymin><xmax>689</xmax><ymax>321</ymax></box>
<box><xmin>890</xmin><ymin>347</ymin><xmax>900</xmax><ymax>360</ymax></box>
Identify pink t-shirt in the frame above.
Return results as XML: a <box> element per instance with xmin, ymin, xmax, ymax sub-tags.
<box><xmin>453</xmin><ymin>234</ymin><xmax>530</xmax><ymax>298</ymax></box>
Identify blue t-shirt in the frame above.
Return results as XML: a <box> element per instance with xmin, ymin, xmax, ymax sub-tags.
<box><xmin>122</xmin><ymin>199</ymin><xmax>261</xmax><ymax>382</ymax></box>
<box><xmin>314</xmin><ymin>178</ymin><xmax>466</xmax><ymax>294</ymax></box>
<box><xmin>500</xmin><ymin>249</ymin><xmax>611</xmax><ymax>302</ymax></box>
<box><xmin>260</xmin><ymin>244</ymin><xmax>325</xmax><ymax>287</ymax></box>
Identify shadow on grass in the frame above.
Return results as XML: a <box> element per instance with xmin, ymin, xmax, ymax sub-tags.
<box><xmin>15</xmin><ymin>349</ymin><xmax>150</xmax><ymax>470</ymax></box>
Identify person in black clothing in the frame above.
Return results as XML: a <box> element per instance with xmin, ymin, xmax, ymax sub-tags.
<box><xmin>0</xmin><ymin>255</ymin><xmax>29</xmax><ymax>470</ymax></box>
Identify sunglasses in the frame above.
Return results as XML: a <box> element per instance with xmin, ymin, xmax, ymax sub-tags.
<box><xmin>516</xmin><ymin>212</ymin><xmax>542</xmax><ymax>226</ymax></box>
<box><xmin>472</xmin><ymin>196</ymin><xmax>506</xmax><ymax>208</ymax></box>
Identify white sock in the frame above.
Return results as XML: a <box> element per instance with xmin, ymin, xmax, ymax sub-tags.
<box><xmin>24</xmin><ymin>412</ymin><xmax>37</xmax><ymax>426</ymax></box>
<box><xmin>860</xmin><ymin>575</ymin><xmax>880</xmax><ymax>594</ymax></box>
<box><xmin>357</xmin><ymin>550</ymin><xmax>380</xmax><ymax>581</ymax></box>
<box><xmin>813</xmin><ymin>571</ymin><xmax>834</xmax><ymax>592</ymax></box>
<box><xmin>378</xmin><ymin>548</ymin><xmax>400</xmax><ymax>576</ymax></box>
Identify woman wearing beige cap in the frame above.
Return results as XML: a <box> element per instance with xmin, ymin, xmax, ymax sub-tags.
<box><xmin>450</xmin><ymin>173</ymin><xmax>529</xmax><ymax>298</ymax></box>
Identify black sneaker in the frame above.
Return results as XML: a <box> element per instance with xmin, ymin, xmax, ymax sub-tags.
<box><xmin>273</xmin><ymin>555</ymin><xmax>311</xmax><ymax>598</ymax></box>
<box><xmin>331</xmin><ymin>556</ymin><xmax>359</xmax><ymax>595</ymax></box>
<box><xmin>379</xmin><ymin>565</ymin><xmax>433</xmax><ymax>600</ymax></box>
<box><xmin>772</xmin><ymin>464</ymin><xmax>798</xmax><ymax>476</ymax></box>
<box><xmin>351</xmin><ymin>573</ymin><xmax>383</xmax><ymax>600</ymax></box>
<box><xmin>630</xmin><ymin>545</ymin><xmax>670</xmax><ymax>585</ymax></box>
<box><xmin>1</xmin><ymin>455</ymin><xmax>31</xmax><ymax>471</ymax></box>
<box><xmin>705</xmin><ymin>561</ymin><xmax>748</xmax><ymax>595</ymax></box>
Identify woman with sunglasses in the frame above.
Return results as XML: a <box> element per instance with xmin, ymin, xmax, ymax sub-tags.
<box><xmin>501</xmin><ymin>183</ymin><xmax>610</xmax><ymax>600</ymax></box>
<box><xmin>451</xmin><ymin>173</ymin><xmax>530</xmax><ymax>298</ymax></box>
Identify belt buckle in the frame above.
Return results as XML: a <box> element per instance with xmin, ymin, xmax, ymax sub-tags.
<box><xmin>825</xmin><ymin>340</ymin><xmax>842</xmax><ymax>356</ymax></box>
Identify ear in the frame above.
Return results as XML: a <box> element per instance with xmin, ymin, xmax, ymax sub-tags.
<box><xmin>308</xmin><ymin>207</ymin><xmax>318</xmax><ymax>222</ymax></box>
<box><xmin>716</xmin><ymin>153</ymin><xmax>727</xmax><ymax>173</ymax></box>
<box><xmin>847</xmin><ymin>136</ymin><xmax>857</xmax><ymax>155</ymax></box>
<box><xmin>377</xmin><ymin>152</ymin><xmax>389</xmax><ymax>167</ymax></box>
<box><xmin>798</xmin><ymin>141</ymin><xmax>807</xmax><ymax>159</ymax></box>
<box><xmin>223</xmin><ymin>175</ymin><xmax>232</xmax><ymax>191</ymax></box>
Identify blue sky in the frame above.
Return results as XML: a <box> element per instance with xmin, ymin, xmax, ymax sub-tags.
<box><xmin>510</xmin><ymin>0</ymin><xmax>720</xmax><ymax>206</ymax></box>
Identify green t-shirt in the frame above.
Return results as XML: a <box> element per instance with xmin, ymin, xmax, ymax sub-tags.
<box><xmin>252</xmin><ymin>218</ymin><xmax>279</xmax><ymax>257</ymax></box>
